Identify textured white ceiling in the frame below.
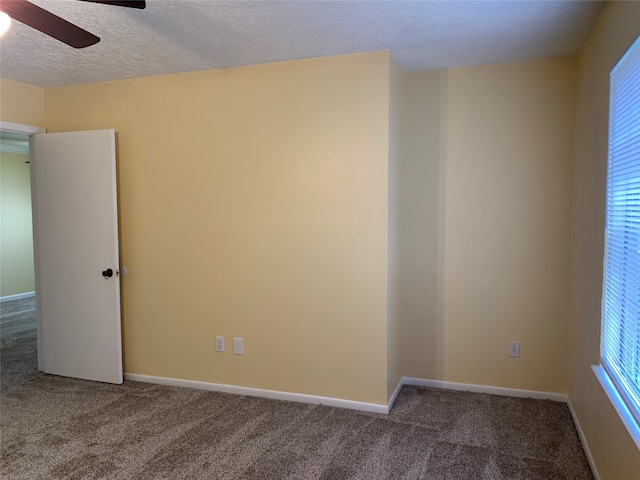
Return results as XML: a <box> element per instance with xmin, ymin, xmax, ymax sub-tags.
<box><xmin>0</xmin><ymin>0</ymin><xmax>604</xmax><ymax>88</ymax></box>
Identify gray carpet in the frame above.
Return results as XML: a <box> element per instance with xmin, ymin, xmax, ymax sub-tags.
<box><xmin>0</xmin><ymin>297</ymin><xmax>594</xmax><ymax>479</ymax></box>
<box><xmin>0</xmin><ymin>297</ymin><xmax>38</xmax><ymax>388</ymax></box>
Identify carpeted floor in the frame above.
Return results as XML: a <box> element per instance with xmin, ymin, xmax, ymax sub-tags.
<box><xmin>0</xmin><ymin>297</ymin><xmax>38</xmax><ymax>389</ymax></box>
<box><xmin>0</xmin><ymin>297</ymin><xmax>594</xmax><ymax>479</ymax></box>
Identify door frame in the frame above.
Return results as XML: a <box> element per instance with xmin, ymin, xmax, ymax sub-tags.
<box><xmin>1</xmin><ymin>121</ymin><xmax>46</xmax><ymax>370</ymax></box>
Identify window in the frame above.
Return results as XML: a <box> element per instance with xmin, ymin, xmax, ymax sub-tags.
<box><xmin>599</xmin><ymin>34</ymin><xmax>640</xmax><ymax>446</ymax></box>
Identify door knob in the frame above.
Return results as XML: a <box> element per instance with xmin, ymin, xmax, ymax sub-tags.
<box><xmin>102</xmin><ymin>268</ymin><xmax>113</xmax><ymax>278</ymax></box>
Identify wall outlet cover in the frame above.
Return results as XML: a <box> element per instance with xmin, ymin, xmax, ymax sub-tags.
<box><xmin>509</xmin><ymin>341</ymin><xmax>520</xmax><ymax>358</ymax></box>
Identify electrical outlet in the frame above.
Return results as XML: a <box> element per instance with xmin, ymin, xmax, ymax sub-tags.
<box><xmin>216</xmin><ymin>336</ymin><xmax>224</xmax><ymax>353</ymax></box>
<box><xmin>509</xmin><ymin>341</ymin><xmax>520</xmax><ymax>358</ymax></box>
<box><xmin>233</xmin><ymin>337</ymin><xmax>244</xmax><ymax>355</ymax></box>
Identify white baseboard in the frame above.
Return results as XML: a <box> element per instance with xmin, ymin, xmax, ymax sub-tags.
<box><xmin>125</xmin><ymin>373</ymin><xmax>568</xmax><ymax>417</ymax></box>
<box><xmin>401</xmin><ymin>376</ymin><xmax>568</xmax><ymax>403</ymax></box>
<box><xmin>0</xmin><ymin>291</ymin><xmax>35</xmax><ymax>303</ymax></box>
<box><xmin>125</xmin><ymin>373</ymin><xmax>390</xmax><ymax>414</ymax></box>
<box><xmin>567</xmin><ymin>397</ymin><xmax>601</xmax><ymax>480</ymax></box>
<box><xmin>387</xmin><ymin>378</ymin><xmax>404</xmax><ymax>409</ymax></box>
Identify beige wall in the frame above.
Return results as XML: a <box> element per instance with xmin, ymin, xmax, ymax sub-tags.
<box><xmin>0</xmin><ymin>151</ymin><xmax>35</xmax><ymax>297</ymax></box>
<box><xmin>441</xmin><ymin>57</ymin><xmax>577</xmax><ymax>392</ymax></box>
<box><xmin>395</xmin><ymin>58</ymin><xmax>577</xmax><ymax>394</ymax></box>
<box><xmin>389</xmin><ymin>71</ymin><xmax>446</xmax><ymax>387</ymax></box>
<box><xmin>44</xmin><ymin>52</ymin><xmax>392</xmax><ymax>405</ymax></box>
<box><xmin>569</xmin><ymin>2</ymin><xmax>640</xmax><ymax>478</ymax></box>
<box><xmin>0</xmin><ymin>78</ymin><xmax>45</xmax><ymax>128</ymax></box>
<box><xmin>387</xmin><ymin>54</ymin><xmax>404</xmax><ymax>399</ymax></box>
<box><xmin>395</xmin><ymin>70</ymin><xmax>446</xmax><ymax>381</ymax></box>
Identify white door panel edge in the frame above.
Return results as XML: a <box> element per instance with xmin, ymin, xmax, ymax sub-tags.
<box><xmin>30</xmin><ymin>129</ymin><xmax>122</xmax><ymax>384</ymax></box>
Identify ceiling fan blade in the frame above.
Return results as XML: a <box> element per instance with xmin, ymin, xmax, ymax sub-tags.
<box><xmin>0</xmin><ymin>0</ymin><xmax>100</xmax><ymax>48</ymax></box>
<box><xmin>78</xmin><ymin>0</ymin><xmax>146</xmax><ymax>8</ymax></box>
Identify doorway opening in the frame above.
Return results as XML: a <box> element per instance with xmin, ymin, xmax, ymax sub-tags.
<box><xmin>0</xmin><ymin>130</ymin><xmax>38</xmax><ymax>384</ymax></box>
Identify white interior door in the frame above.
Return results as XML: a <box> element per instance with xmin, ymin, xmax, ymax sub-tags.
<box><xmin>30</xmin><ymin>129</ymin><xmax>122</xmax><ymax>384</ymax></box>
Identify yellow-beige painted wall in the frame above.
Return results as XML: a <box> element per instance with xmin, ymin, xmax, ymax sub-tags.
<box><xmin>44</xmin><ymin>52</ymin><xmax>392</xmax><ymax>405</ymax></box>
<box><xmin>394</xmin><ymin>59</ymin><xmax>576</xmax><ymax>393</ymax></box>
<box><xmin>0</xmin><ymin>78</ymin><xmax>45</xmax><ymax>128</ymax></box>
<box><xmin>568</xmin><ymin>2</ymin><xmax>640</xmax><ymax>477</ymax></box>
<box><xmin>396</xmin><ymin>70</ymin><xmax>447</xmax><ymax>382</ymax></box>
<box><xmin>441</xmin><ymin>57</ymin><xmax>577</xmax><ymax>392</ymax></box>
<box><xmin>0</xmin><ymin>152</ymin><xmax>35</xmax><ymax>297</ymax></box>
<box><xmin>387</xmin><ymin>54</ymin><xmax>404</xmax><ymax>400</ymax></box>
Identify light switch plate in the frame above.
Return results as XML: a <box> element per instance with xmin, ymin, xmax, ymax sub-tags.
<box><xmin>233</xmin><ymin>337</ymin><xmax>243</xmax><ymax>355</ymax></box>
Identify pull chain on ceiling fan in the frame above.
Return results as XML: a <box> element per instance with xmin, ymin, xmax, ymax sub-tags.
<box><xmin>0</xmin><ymin>0</ymin><xmax>146</xmax><ymax>48</ymax></box>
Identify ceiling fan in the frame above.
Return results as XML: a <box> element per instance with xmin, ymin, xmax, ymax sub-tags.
<box><xmin>0</xmin><ymin>0</ymin><xmax>146</xmax><ymax>48</ymax></box>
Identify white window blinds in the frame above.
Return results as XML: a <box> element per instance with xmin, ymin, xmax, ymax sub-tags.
<box><xmin>602</xmin><ymin>34</ymin><xmax>640</xmax><ymax>425</ymax></box>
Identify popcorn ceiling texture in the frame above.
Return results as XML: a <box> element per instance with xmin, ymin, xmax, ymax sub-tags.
<box><xmin>0</xmin><ymin>0</ymin><xmax>603</xmax><ymax>88</ymax></box>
